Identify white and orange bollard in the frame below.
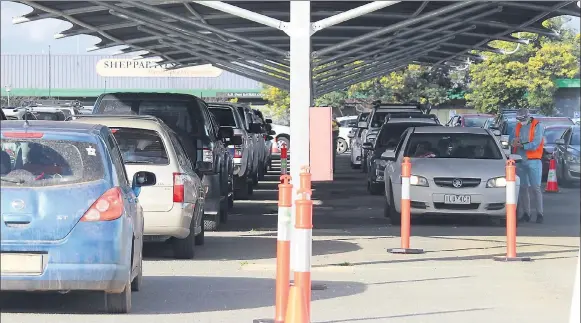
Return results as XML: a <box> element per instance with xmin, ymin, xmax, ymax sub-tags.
<box><xmin>280</xmin><ymin>143</ymin><xmax>288</xmax><ymax>177</ymax></box>
<box><xmin>388</xmin><ymin>157</ymin><xmax>424</xmax><ymax>254</ymax></box>
<box><xmin>274</xmin><ymin>175</ymin><xmax>293</xmax><ymax>323</ymax></box>
<box><xmin>494</xmin><ymin>159</ymin><xmax>531</xmax><ymax>262</ymax></box>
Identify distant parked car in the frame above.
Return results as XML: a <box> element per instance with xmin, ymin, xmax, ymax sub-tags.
<box><xmin>554</xmin><ymin>125</ymin><xmax>580</xmax><ymax>186</ymax></box>
<box><xmin>447</xmin><ymin>113</ymin><xmax>493</xmax><ymax>128</ymax></box>
<box><xmin>1</xmin><ymin>120</ymin><xmax>156</xmax><ymax>313</ymax></box>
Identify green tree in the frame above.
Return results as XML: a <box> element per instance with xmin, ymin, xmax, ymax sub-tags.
<box><xmin>260</xmin><ymin>84</ymin><xmax>290</xmax><ymax>125</ymax></box>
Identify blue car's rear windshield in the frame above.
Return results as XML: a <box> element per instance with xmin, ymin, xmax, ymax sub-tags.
<box><xmin>1</xmin><ymin>138</ymin><xmax>105</xmax><ymax>187</ymax></box>
<box><xmin>405</xmin><ymin>133</ymin><xmax>503</xmax><ymax>159</ymax></box>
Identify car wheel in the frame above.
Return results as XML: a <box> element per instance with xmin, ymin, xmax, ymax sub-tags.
<box><xmin>252</xmin><ymin>172</ymin><xmax>259</xmax><ymax>186</ymax></box>
<box><xmin>351</xmin><ymin>162</ymin><xmax>361</xmax><ymax>169</ymax></box>
<box><xmin>130</xmin><ymin>240</ymin><xmax>143</xmax><ymax>292</ymax></box>
<box><xmin>195</xmin><ymin>212</ymin><xmax>205</xmax><ymax>246</ymax></box>
<box><xmin>336</xmin><ymin>138</ymin><xmax>348</xmax><ymax>154</ymax></box>
<box><xmin>258</xmin><ymin>162</ymin><xmax>266</xmax><ymax>181</ymax></box>
<box><xmin>388</xmin><ymin>183</ymin><xmax>401</xmax><ymax>226</ymax></box>
<box><xmin>368</xmin><ymin>182</ymin><xmax>383</xmax><ymax>195</ymax></box>
<box><xmin>228</xmin><ymin>194</ymin><xmax>234</xmax><ymax>209</ymax></box>
<box><xmin>277</xmin><ymin>136</ymin><xmax>290</xmax><ymax>151</ymax></box>
<box><xmin>219</xmin><ymin>199</ymin><xmax>229</xmax><ymax>224</ymax></box>
<box><xmin>362</xmin><ymin>156</ymin><xmax>368</xmax><ymax>173</ymax></box>
<box><xmin>105</xmin><ymin>276</ymin><xmax>132</xmax><ymax>314</ymax></box>
<box><xmin>248</xmin><ymin>180</ymin><xmax>254</xmax><ymax>195</ymax></box>
<box><xmin>172</xmin><ymin>218</ymin><xmax>196</xmax><ymax>259</ymax></box>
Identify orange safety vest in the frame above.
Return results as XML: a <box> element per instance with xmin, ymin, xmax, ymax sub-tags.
<box><xmin>514</xmin><ymin>118</ymin><xmax>544</xmax><ymax>159</ymax></box>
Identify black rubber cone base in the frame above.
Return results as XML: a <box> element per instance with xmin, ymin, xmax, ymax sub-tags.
<box><xmin>289</xmin><ymin>281</ymin><xmax>328</xmax><ymax>290</ymax></box>
<box><xmin>253</xmin><ymin>319</ymin><xmax>277</xmax><ymax>323</ymax></box>
<box><xmin>493</xmin><ymin>255</ymin><xmax>532</xmax><ymax>262</ymax></box>
<box><xmin>387</xmin><ymin>248</ymin><xmax>424</xmax><ymax>254</ymax></box>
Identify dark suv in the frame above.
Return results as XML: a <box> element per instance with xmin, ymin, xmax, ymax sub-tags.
<box><xmin>92</xmin><ymin>92</ymin><xmax>236</xmax><ymax>231</ymax></box>
<box><xmin>363</xmin><ymin>116</ymin><xmax>441</xmax><ymax>195</ymax></box>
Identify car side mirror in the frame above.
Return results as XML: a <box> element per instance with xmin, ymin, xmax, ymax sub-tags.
<box><xmin>381</xmin><ymin>150</ymin><xmax>396</xmax><ymax>160</ymax></box>
<box><xmin>266</xmin><ymin>135</ymin><xmax>274</xmax><ymax>141</ymax></box>
<box><xmin>268</xmin><ymin>130</ymin><xmax>276</xmax><ymax>135</ymax></box>
<box><xmin>357</xmin><ymin>121</ymin><xmax>368</xmax><ymax>129</ymax></box>
<box><xmin>196</xmin><ymin>161</ymin><xmax>213</xmax><ymax>174</ymax></box>
<box><xmin>230</xmin><ymin>135</ymin><xmax>243</xmax><ymax>145</ymax></box>
<box><xmin>555</xmin><ymin>138</ymin><xmax>566</xmax><ymax>146</ymax></box>
<box><xmin>265</xmin><ymin>118</ymin><xmax>273</xmax><ymax>124</ymax></box>
<box><xmin>362</xmin><ymin>142</ymin><xmax>373</xmax><ymax>150</ymax></box>
<box><xmin>492</xmin><ymin>129</ymin><xmax>501</xmax><ymax>136</ymax></box>
<box><xmin>132</xmin><ymin>171</ymin><xmax>157</xmax><ymax>197</ymax></box>
<box><xmin>219</xmin><ymin>126</ymin><xmax>234</xmax><ymax>140</ymax></box>
<box><xmin>508</xmin><ymin>154</ymin><xmax>522</xmax><ymax>163</ymax></box>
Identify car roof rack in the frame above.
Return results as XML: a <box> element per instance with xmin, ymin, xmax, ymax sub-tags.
<box><xmin>74</xmin><ymin>114</ymin><xmax>166</xmax><ymax>124</ymax></box>
<box><xmin>23</xmin><ymin>99</ymin><xmax>83</xmax><ymax>108</ymax></box>
<box><xmin>383</xmin><ymin>112</ymin><xmax>439</xmax><ymax>123</ymax></box>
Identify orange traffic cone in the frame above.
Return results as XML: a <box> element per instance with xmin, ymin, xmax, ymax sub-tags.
<box><xmin>284</xmin><ymin>285</ymin><xmax>309</xmax><ymax>323</ymax></box>
<box><xmin>545</xmin><ymin>158</ymin><xmax>559</xmax><ymax>193</ymax></box>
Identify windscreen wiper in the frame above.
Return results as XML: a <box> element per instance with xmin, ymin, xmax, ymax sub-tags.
<box><xmin>0</xmin><ymin>177</ymin><xmax>25</xmax><ymax>184</ymax></box>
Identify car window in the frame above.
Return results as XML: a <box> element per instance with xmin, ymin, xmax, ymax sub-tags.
<box><xmin>210</xmin><ymin>107</ymin><xmax>238</xmax><ymax>127</ymax></box>
<box><xmin>503</xmin><ymin>121</ymin><xmax>515</xmax><ymax>136</ymax></box>
<box><xmin>404</xmin><ymin>133</ymin><xmax>503</xmax><ymax>159</ymax></box>
<box><xmin>96</xmin><ymin>95</ymin><xmax>204</xmax><ymax>137</ymax></box>
<box><xmin>110</xmin><ymin>127</ymin><xmax>169</xmax><ymax>165</ymax></box>
<box><xmin>1</xmin><ymin>137</ymin><xmax>106</xmax><ymax>187</ymax></box>
<box><xmin>543</xmin><ymin>127</ymin><xmax>569</xmax><ymax>144</ymax></box>
<box><xmin>393</xmin><ymin>131</ymin><xmax>408</xmax><ymax>157</ymax></box>
<box><xmin>463</xmin><ymin>116</ymin><xmax>489</xmax><ymax>127</ymax></box>
<box><xmin>377</xmin><ymin>123</ymin><xmax>438</xmax><ymax>149</ymax></box>
<box><xmin>168</xmin><ymin>131</ymin><xmax>192</xmax><ymax>171</ymax></box>
<box><xmin>537</xmin><ymin>118</ymin><xmax>574</xmax><ymax>127</ymax></box>
<box><xmin>105</xmin><ymin>133</ymin><xmax>130</xmax><ymax>187</ymax></box>
<box><xmin>34</xmin><ymin>112</ymin><xmax>66</xmax><ymax>121</ymax></box>
<box><xmin>571</xmin><ymin>129</ymin><xmax>580</xmax><ymax>145</ymax></box>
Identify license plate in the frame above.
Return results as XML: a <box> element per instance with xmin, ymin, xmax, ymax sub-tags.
<box><xmin>444</xmin><ymin>194</ymin><xmax>471</xmax><ymax>204</ymax></box>
<box><xmin>1</xmin><ymin>253</ymin><xmax>44</xmax><ymax>275</ymax></box>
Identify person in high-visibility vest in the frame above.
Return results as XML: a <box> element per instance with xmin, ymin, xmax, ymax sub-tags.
<box><xmin>511</xmin><ymin>108</ymin><xmax>545</xmax><ymax>224</ymax></box>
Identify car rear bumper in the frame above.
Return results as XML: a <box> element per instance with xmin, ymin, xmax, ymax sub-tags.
<box><xmin>1</xmin><ymin>219</ymin><xmax>130</xmax><ymax>292</ymax></box>
<box><xmin>143</xmin><ymin>203</ymin><xmax>194</xmax><ymax>238</ymax></box>
<box><xmin>391</xmin><ymin>183</ymin><xmax>519</xmax><ymax>217</ymax></box>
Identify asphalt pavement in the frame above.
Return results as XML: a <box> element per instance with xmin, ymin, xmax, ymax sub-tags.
<box><xmin>1</xmin><ymin>154</ymin><xmax>579</xmax><ymax>323</ymax></box>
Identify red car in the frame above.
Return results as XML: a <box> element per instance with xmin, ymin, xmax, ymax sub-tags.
<box><xmin>447</xmin><ymin>113</ymin><xmax>494</xmax><ymax>128</ymax></box>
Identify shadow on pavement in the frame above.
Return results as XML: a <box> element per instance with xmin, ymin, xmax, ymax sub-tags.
<box><xmin>143</xmin><ymin>235</ymin><xmax>361</xmax><ymax>261</ymax></box>
<box><xmin>0</xmin><ymin>276</ymin><xmax>366</xmax><ymax>315</ymax></box>
<box><xmin>315</xmin><ymin>307</ymin><xmax>491</xmax><ymax>323</ymax></box>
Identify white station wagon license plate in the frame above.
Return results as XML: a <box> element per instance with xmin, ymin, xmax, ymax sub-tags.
<box><xmin>1</xmin><ymin>253</ymin><xmax>44</xmax><ymax>275</ymax></box>
<box><xmin>444</xmin><ymin>194</ymin><xmax>471</xmax><ymax>204</ymax></box>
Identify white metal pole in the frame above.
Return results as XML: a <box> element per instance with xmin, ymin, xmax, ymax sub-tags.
<box><xmin>311</xmin><ymin>1</ymin><xmax>400</xmax><ymax>34</ymax></box>
<box><xmin>288</xmin><ymin>1</ymin><xmax>311</xmax><ymax>273</ymax></box>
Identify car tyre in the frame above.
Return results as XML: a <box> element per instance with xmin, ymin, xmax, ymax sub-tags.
<box><xmin>130</xmin><ymin>240</ymin><xmax>143</xmax><ymax>292</ymax></box>
<box><xmin>172</xmin><ymin>218</ymin><xmax>196</xmax><ymax>259</ymax></box>
<box><xmin>195</xmin><ymin>213</ymin><xmax>205</xmax><ymax>246</ymax></box>
<box><xmin>351</xmin><ymin>162</ymin><xmax>361</xmax><ymax>169</ymax></box>
<box><xmin>388</xmin><ymin>183</ymin><xmax>401</xmax><ymax>226</ymax></box>
<box><xmin>219</xmin><ymin>199</ymin><xmax>229</xmax><ymax>224</ymax></box>
<box><xmin>105</xmin><ymin>276</ymin><xmax>132</xmax><ymax>314</ymax></box>
<box><xmin>336</xmin><ymin>138</ymin><xmax>348</xmax><ymax>154</ymax></box>
<box><xmin>252</xmin><ymin>172</ymin><xmax>259</xmax><ymax>186</ymax></box>
<box><xmin>367</xmin><ymin>182</ymin><xmax>383</xmax><ymax>195</ymax></box>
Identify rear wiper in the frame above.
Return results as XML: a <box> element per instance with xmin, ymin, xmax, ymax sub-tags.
<box><xmin>1</xmin><ymin>177</ymin><xmax>25</xmax><ymax>184</ymax></box>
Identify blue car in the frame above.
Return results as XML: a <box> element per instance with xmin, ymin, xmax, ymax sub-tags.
<box><xmin>0</xmin><ymin>120</ymin><xmax>156</xmax><ymax>313</ymax></box>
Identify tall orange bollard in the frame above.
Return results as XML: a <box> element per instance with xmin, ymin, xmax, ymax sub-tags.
<box><xmin>288</xmin><ymin>188</ymin><xmax>313</xmax><ymax>321</ymax></box>
<box><xmin>388</xmin><ymin>157</ymin><xmax>424</xmax><ymax>254</ymax></box>
<box><xmin>494</xmin><ymin>160</ymin><xmax>531</xmax><ymax>262</ymax></box>
<box><xmin>254</xmin><ymin>175</ymin><xmax>294</xmax><ymax>323</ymax></box>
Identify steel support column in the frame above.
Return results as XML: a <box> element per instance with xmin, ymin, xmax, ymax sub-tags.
<box><xmin>311</xmin><ymin>1</ymin><xmax>400</xmax><ymax>34</ymax></box>
<box><xmin>288</xmin><ymin>1</ymin><xmax>311</xmax><ymax>273</ymax></box>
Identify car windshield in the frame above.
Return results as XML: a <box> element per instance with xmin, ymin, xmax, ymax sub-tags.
<box><xmin>463</xmin><ymin>116</ymin><xmax>489</xmax><ymax>127</ymax></box>
<box><xmin>405</xmin><ymin>133</ymin><xmax>503</xmax><ymax>159</ymax></box>
<box><xmin>97</xmin><ymin>96</ymin><xmax>203</xmax><ymax>137</ymax></box>
<box><xmin>209</xmin><ymin>107</ymin><xmax>237</xmax><ymax>127</ymax></box>
<box><xmin>571</xmin><ymin>129</ymin><xmax>580</xmax><ymax>146</ymax></box>
<box><xmin>110</xmin><ymin>128</ymin><xmax>169</xmax><ymax>165</ymax></box>
<box><xmin>377</xmin><ymin>123</ymin><xmax>436</xmax><ymax>149</ymax></box>
<box><xmin>1</xmin><ymin>138</ymin><xmax>105</xmax><ymax>187</ymax></box>
<box><xmin>33</xmin><ymin>112</ymin><xmax>65</xmax><ymax>121</ymax></box>
<box><xmin>537</xmin><ymin>118</ymin><xmax>574</xmax><ymax>127</ymax></box>
<box><xmin>543</xmin><ymin>127</ymin><xmax>569</xmax><ymax>144</ymax></box>
<box><xmin>503</xmin><ymin>121</ymin><xmax>516</xmax><ymax>136</ymax></box>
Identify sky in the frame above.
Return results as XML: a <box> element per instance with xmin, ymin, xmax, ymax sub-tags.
<box><xmin>1</xmin><ymin>1</ymin><xmax>580</xmax><ymax>55</ymax></box>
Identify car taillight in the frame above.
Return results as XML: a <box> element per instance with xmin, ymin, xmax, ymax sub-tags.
<box><xmin>81</xmin><ymin>187</ymin><xmax>124</xmax><ymax>222</ymax></box>
<box><xmin>202</xmin><ymin>148</ymin><xmax>213</xmax><ymax>163</ymax></box>
<box><xmin>173</xmin><ymin>173</ymin><xmax>186</xmax><ymax>203</ymax></box>
<box><xmin>2</xmin><ymin>132</ymin><xmax>44</xmax><ymax>138</ymax></box>
<box><xmin>234</xmin><ymin>146</ymin><xmax>242</xmax><ymax>158</ymax></box>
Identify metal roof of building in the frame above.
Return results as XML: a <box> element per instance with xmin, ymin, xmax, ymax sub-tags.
<box><xmin>10</xmin><ymin>1</ymin><xmax>580</xmax><ymax>96</ymax></box>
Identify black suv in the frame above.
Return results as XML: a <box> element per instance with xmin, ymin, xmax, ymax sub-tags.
<box><xmin>363</xmin><ymin>115</ymin><xmax>441</xmax><ymax>195</ymax></box>
<box><xmin>92</xmin><ymin>92</ymin><xmax>237</xmax><ymax>231</ymax></box>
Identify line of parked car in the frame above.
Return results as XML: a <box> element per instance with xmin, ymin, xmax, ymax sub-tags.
<box><xmin>344</xmin><ymin>103</ymin><xmax>579</xmax><ymax>226</ymax></box>
<box><xmin>0</xmin><ymin>93</ymin><xmax>279</xmax><ymax>313</ymax></box>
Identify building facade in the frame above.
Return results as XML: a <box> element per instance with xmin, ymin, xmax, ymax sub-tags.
<box><xmin>0</xmin><ymin>54</ymin><xmax>263</xmax><ymax>103</ymax></box>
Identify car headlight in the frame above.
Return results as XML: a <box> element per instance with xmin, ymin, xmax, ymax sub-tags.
<box><xmin>486</xmin><ymin>177</ymin><xmax>507</xmax><ymax>188</ymax></box>
<box><xmin>501</xmin><ymin>141</ymin><xmax>509</xmax><ymax>149</ymax></box>
<box><xmin>409</xmin><ymin>175</ymin><xmax>429</xmax><ymax>187</ymax></box>
<box><xmin>567</xmin><ymin>154</ymin><xmax>580</xmax><ymax>163</ymax></box>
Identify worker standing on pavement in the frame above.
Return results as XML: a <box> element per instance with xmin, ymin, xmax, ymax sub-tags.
<box><xmin>511</xmin><ymin>108</ymin><xmax>545</xmax><ymax>224</ymax></box>
<box><xmin>332</xmin><ymin>116</ymin><xmax>340</xmax><ymax>173</ymax></box>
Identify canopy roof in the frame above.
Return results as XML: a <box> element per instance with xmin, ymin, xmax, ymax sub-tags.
<box><xmin>11</xmin><ymin>1</ymin><xmax>580</xmax><ymax>95</ymax></box>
